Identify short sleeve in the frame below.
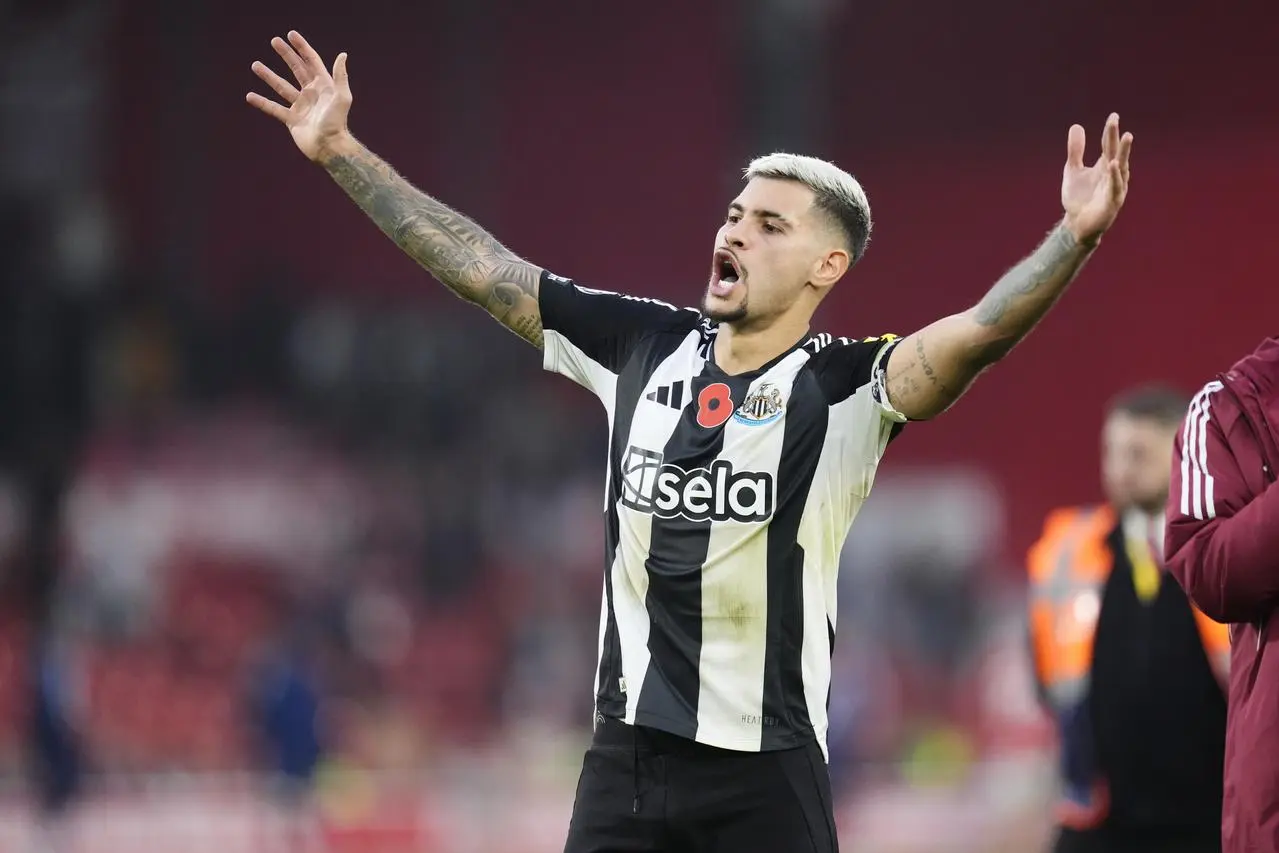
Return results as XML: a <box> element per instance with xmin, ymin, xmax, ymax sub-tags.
<box><xmin>806</xmin><ymin>334</ymin><xmax>908</xmax><ymax>423</ymax></box>
<box><xmin>539</xmin><ymin>271</ymin><xmax>700</xmax><ymax>397</ymax></box>
<box><xmin>806</xmin><ymin>334</ymin><xmax>907</xmax><ymax>493</ymax></box>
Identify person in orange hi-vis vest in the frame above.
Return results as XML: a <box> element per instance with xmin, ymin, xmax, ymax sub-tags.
<box><xmin>1028</xmin><ymin>385</ymin><xmax>1229</xmax><ymax>853</ymax></box>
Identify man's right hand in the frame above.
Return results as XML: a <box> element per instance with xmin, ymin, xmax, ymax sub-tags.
<box><xmin>245</xmin><ymin>31</ymin><xmax>546</xmax><ymax>349</ymax></box>
<box><xmin>247</xmin><ymin>30</ymin><xmax>353</xmax><ymax>164</ymax></box>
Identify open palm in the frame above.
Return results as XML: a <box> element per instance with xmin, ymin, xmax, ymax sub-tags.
<box><xmin>246</xmin><ymin>31</ymin><xmax>352</xmax><ymax>163</ymax></box>
<box><xmin>1061</xmin><ymin>113</ymin><xmax>1133</xmax><ymax>243</ymax></box>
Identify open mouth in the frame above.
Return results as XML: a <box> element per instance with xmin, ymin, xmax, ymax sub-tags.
<box><xmin>710</xmin><ymin>249</ymin><xmax>742</xmax><ymax>294</ymax></box>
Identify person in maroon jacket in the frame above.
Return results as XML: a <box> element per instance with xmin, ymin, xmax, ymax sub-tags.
<box><xmin>1166</xmin><ymin>336</ymin><xmax>1279</xmax><ymax>853</ymax></box>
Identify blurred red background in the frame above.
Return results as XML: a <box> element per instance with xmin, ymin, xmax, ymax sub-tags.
<box><xmin>0</xmin><ymin>2</ymin><xmax>1271</xmax><ymax>850</ymax></box>
<box><xmin>109</xmin><ymin>0</ymin><xmax>1278</xmax><ymax>558</ymax></box>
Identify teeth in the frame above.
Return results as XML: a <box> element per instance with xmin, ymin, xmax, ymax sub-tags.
<box><xmin>721</xmin><ymin>275</ymin><xmax>738</xmax><ymax>284</ymax></box>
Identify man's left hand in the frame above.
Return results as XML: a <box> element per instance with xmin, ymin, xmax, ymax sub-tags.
<box><xmin>1061</xmin><ymin>113</ymin><xmax>1133</xmax><ymax>245</ymax></box>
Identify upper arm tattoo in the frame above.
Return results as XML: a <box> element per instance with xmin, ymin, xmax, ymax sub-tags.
<box><xmin>324</xmin><ymin>145</ymin><xmax>543</xmax><ymax>348</ymax></box>
<box><xmin>911</xmin><ymin>334</ymin><xmax>953</xmax><ymax>399</ymax></box>
<box><xmin>885</xmin><ymin>332</ymin><xmax>963</xmax><ymax>420</ymax></box>
<box><xmin>885</xmin><ymin>347</ymin><xmax>924</xmax><ymax>409</ymax></box>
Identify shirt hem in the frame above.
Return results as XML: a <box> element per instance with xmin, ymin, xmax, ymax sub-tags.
<box><xmin>618</xmin><ymin>708</ymin><xmax>820</xmax><ymax>754</ymax></box>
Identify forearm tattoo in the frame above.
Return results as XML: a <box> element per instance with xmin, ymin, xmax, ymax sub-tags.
<box><xmin>324</xmin><ymin>145</ymin><xmax>543</xmax><ymax>347</ymax></box>
<box><xmin>970</xmin><ymin>222</ymin><xmax>1093</xmax><ymax>361</ymax></box>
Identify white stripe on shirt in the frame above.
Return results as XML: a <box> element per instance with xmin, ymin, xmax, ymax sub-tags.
<box><xmin>1181</xmin><ymin>381</ymin><xmax>1223</xmax><ymax>521</ymax></box>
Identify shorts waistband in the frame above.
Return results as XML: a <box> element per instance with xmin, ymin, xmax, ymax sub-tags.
<box><xmin>592</xmin><ymin>715</ymin><xmax>774</xmax><ymax>758</ymax></box>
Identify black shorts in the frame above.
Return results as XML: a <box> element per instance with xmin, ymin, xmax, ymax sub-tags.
<box><xmin>564</xmin><ymin>716</ymin><xmax>838</xmax><ymax>853</ymax></box>
<box><xmin>1052</xmin><ymin>825</ymin><xmax>1220</xmax><ymax>853</ymax></box>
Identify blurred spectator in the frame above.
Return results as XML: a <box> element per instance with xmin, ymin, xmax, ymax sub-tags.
<box><xmin>248</xmin><ymin>629</ymin><xmax>324</xmax><ymax>791</ymax></box>
<box><xmin>1028</xmin><ymin>385</ymin><xmax>1227</xmax><ymax>853</ymax></box>
<box><xmin>25</xmin><ymin>628</ymin><xmax>85</xmax><ymax>853</ymax></box>
<box><xmin>246</xmin><ymin>623</ymin><xmax>325</xmax><ymax>852</ymax></box>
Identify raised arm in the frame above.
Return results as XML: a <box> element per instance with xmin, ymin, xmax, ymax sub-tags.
<box><xmin>884</xmin><ymin>114</ymin><xmax>1133</xmax><ymax>421</ymax></box>
<box><xmin>246</xmin><ymin>31</ymin><xmax>543</xmax><ymax>347</ymax></box>
<box><xmin>320</xmin><ymin>138</ymin><xmax>543</xmax><ymax>346</ymax></box>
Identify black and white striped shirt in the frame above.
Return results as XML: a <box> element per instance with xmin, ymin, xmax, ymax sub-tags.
<box><xmin>540</xmin><ymin>271</ymin><xmax>905</xmax><ymax>757</ymax></box>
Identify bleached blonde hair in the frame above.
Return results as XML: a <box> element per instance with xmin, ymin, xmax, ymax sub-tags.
<box><xmin>744</xmin><ymin>153</ymin><xmax>873</xmax><ymax>262</ymax></box>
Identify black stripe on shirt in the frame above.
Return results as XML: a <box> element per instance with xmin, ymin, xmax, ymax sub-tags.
<box><xmin>632</xmin><ymin>359</ymin><xmax>729</xmax><ymax>738</ymax></box>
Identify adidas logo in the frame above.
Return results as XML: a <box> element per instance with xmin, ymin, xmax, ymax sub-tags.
<box><xmin>645</xmin><ymin>381</ymin><xmax>686</xmax><ymax>410</ymax></box>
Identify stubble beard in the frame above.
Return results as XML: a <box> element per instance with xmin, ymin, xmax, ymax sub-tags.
<box><xmin>702</xmin><ymin>290</ymin><xmax>749</xmax><ymax>325</ymax></box>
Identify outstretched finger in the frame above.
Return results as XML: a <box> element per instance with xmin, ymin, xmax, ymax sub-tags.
<box><xmin>252</xmin><ymin>61</ymin><xmax>299</xmax><ymax>104</ymax></box>
<box><xmin>1100</xmin><ymin>112</ymin><xmax>1120</xmax><ymax>162</ymax></box>
<box><xmin>1117</xmin><ymin>131</ymin><xmax>1133</xmax><ymax>179</ymax></box>
<box><xmin>272</xmin><ymin>36</ymin><xmax>312</xmax><ymax>85</ymax></box>
<box><xmin>1066</xmin><ymin>124</ymin><xmax>1086</xmax><ymax>169</ymax></box>
<box><xmin>288</xmin><ymin>31</ymin><xmax>329</xmax><ymax>79</ymax></box>
<box><xmin>246</xmin><ymin>91</ymin><xmax>292</xmax><ymax>123</ymax></box>
<box><xmin>332</xmin><ymin>52</ymin><xmax>351</xmax><ymax>97</ymax></box>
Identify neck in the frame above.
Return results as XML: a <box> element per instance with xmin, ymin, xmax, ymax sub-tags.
<box><xmin>713</xmin><ymin>312</ymin><xmax>811</xmax><ymax>375</ymax></box>
<box><xmin>1130</xmin><ymin>496</ymin><xmax>1168</xmax><ymax>519</ymax></box>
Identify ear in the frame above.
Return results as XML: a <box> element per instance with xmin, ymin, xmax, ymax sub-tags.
<box><xmin>809</xmin><ymin>248</ymin><xmax>850</xmax><ymax>292</ymax></box>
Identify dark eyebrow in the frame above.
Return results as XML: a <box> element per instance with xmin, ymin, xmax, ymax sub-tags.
<box><xmin>727</xmin><ymin>202</ymin><xmax>792</xmax><ymax>227</ymax></box>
